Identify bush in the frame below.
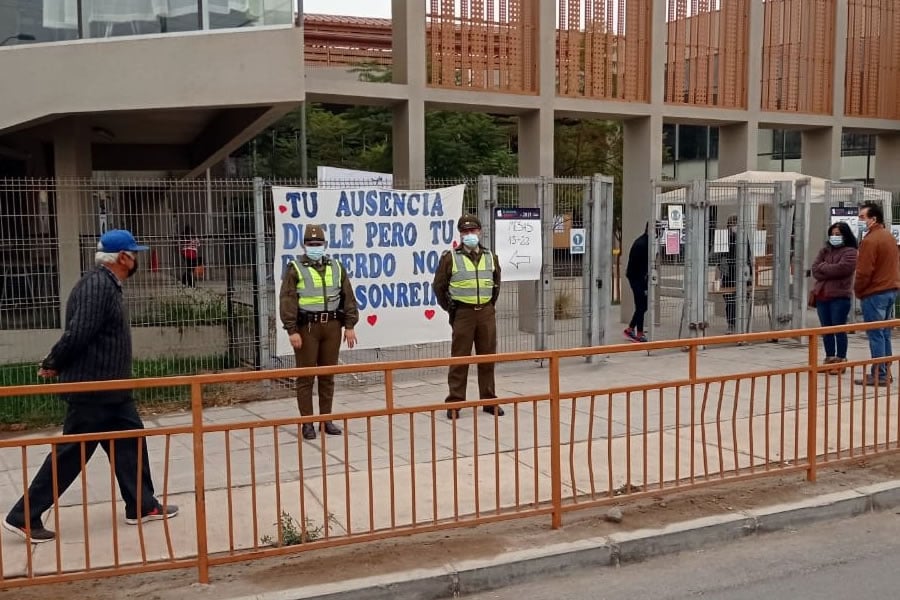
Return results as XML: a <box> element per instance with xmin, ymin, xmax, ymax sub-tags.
<box><xmin>0</xmin><ymin>354</ymin><xmax>235</xmax><ymax>428</ymax></box>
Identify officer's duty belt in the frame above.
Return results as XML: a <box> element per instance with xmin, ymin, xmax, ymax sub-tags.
<box><xmin>456</xmin><ymin>303</ymin><xmax>491</xmax><ymax>311</ymax></box>
<box><xmin>300</xmin><ymin>310</ymin><xmax>340</xmax><ymax>323</ymax></box>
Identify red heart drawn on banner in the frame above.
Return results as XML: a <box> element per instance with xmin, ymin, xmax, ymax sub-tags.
<box><xmin>424</xmin><ymin>309</ymin><xmax>436</xmax><ymax>320</ymax></box>
<box><xmin>366</xmin><ymin>314</ymin><xmax>378</xmax><ymax>326</ymax></box>
<box><xmin>278</xmin><ymin>205</ymin><xmax>288</xmax><ymax>214</ymax></box>
<box><xmin>451</xmin><ymin>240</ymin><xmax>459</xmax><ymax>249</ymax></box>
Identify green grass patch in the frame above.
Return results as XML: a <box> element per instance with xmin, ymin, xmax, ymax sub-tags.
<box><xmin>0</xmin><ymin>354</ymin><xmax>236</xmax><ymax>429</ymax></box>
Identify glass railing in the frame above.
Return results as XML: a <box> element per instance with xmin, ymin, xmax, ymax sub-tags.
<box><xmin>0</xmin><ymin>0</ymin><xmax>296</xmax><ymax>47</ymax></box>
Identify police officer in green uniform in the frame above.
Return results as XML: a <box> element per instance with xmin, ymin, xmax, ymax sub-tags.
<box><xmin>279</xmin><ymin>224</ymin><xmax>359</xmax><ymax>440</ymax></box>
<box><xmin>433</xmin><ymin>215</ymin><xmax>505</xmax><ymax>419</ymax></box>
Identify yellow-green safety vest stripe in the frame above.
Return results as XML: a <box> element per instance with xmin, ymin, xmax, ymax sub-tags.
<box><xmin>292</xmin><ymin>260</ymin><xmax>342</xmax><ymax>311</ymax></box>
<box><xmin>448</xmin><ymin>250</ymin><xmax>494</xmax><ymax>305</ymax></box>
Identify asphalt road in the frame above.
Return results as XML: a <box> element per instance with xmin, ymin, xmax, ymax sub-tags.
<box><xmin>460</xmin><ymin>510</ymin><xmax>900</xmax><ymax>599</ymax></box>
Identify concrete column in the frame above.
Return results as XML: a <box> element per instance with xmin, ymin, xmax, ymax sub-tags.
<box><xmin>517</xmin><ymin>0</ymin><xmax>556</xmax><ymax>179</ymax></box>
<box><xmin>391</xmin><ymin>0</ymin><xmax>426</xmax><ymax>186</ymax></box>
<box><xmin>831</xmin><ymin>1</ymin><xmax>848</xmax><ymax>118</ymax></box>
<box><xmin>517</xmin><ymin>108</ymin><xmax>555</xmax><ymax>178</ymax></box>
<box><xmin>620</xmin><ymin>115</ymin><xmax>663</xmax><ymax>322</ymax></box>
<box><xmin>718</xmin><ymin>122</ymin><xmax>759</xmax><ymax>176</ymax></box>
<box><xmin>392</xmin><ymin>100</ymin><xmax>426</xmax><ymax>187</ymax></box>
<box><xmin>746</xmin><ymin>0</ymin><xmax>764</xmax><ymax>113</ymax></box>
<box><xmin>875</xmin><ymin>133</ymin><xmax>900</xmax><ymax>197</ymax></box>
<box><xmin>650</xmin><ymin>0</ymin><xmax>667</xmax><ymax>106</ymax></box>
<box><xmin>801</xmin><ymin>127</ymin><xmax>842</xmax><ymax>180</ymax></box>
<box><xmin>53</xmin><ymin>118</ymin><xmax>92</xmax><ymax>321</ymax></box>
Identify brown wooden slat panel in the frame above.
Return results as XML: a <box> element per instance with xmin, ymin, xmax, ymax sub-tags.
<box><xmin>555</xmin><ymin>0</ymin><xmax>651</xmax><ymax>101</ymax></box>
<box><xmin>664</xmin><ymin>0</ymin><xmax>749</xmax><ymax>108</ymax></box>
<box><xmin>845</xmin><ymin>0</ymin><xmax>900</xmax><ymax>119</ymax></box>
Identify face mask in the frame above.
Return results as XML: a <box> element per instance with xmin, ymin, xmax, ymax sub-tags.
<box><xmin>462</xmin><ymin>234</ymin><xmax>479</xmax><ymax>248</ymax></box>
<box><xmin>126</xmin><ymin>259</ymin><xmax>138</xmax><ymax>278</ymax></box>
<box><xmin>306</xmin><ymin>246</ymin><xmax>325</xmax><ymax>261</ymax></box>
<box><xmin>829</xmin><ymin>235</ymin><xmax>844</xmax><ymax>247</ymax></box>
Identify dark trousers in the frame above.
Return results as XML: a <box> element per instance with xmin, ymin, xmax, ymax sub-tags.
<box><xmin>294</xmin><ymin>319</ymin><xmax>343</xmax><ymax>416</ymax></box>
<box><xmin>628</xmin><ymin>279</ymin><xmax>647</xmax><ymax>332</ymax></box>
<box><xmin>724</xmin><ymin>292</ymin><xmax>737</xmax><ymax>328</ymax></box>
<box><xmin>446</xmin><ymin>304</ymin><xmax>497</xmax><ymax>402</ymax></box>
<box><xmin>816</xmin><ymin>297</ymin><xmax>852</xmax><ymax>358</ymax></box>
<box><xmin>7</xmin><ymin>401</ymin><xmax>157</xmax><ymax>529</ymax></box>
<box><xmin>181</xmin><ymin>256</ymin><xmax>201</xmax><ymax>287</ymax></box>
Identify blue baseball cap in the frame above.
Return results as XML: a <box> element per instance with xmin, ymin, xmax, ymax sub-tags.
<box><xmin>99</xmin><ymin>229</ymin><xmax>148</xmax><ymax>252</ymax></box>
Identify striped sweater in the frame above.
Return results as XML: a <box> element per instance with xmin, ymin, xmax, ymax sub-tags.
<box><xmin>41</xmin><ymin>267</ymin><xmax>133</xmax><ymax>404</ymax></box>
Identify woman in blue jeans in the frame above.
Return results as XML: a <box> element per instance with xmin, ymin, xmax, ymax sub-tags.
<box><xmin>811</xmin><ymin>222</ymin><xmax>858</xmax><ymax>372</ymax></box>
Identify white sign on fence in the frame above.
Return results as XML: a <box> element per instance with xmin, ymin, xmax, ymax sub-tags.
<box><xmin>494</xmin><ymin>207</ymin><xmax>542</xmax><ymax>282</ymax></box>
<box><xmin>570</xmin><ymin>228</ymin><xmax>586</xmax><ymax>255</ymax></box>
<box><xmin>272</xmin><ymin>184</ymin><xmax>465</xmax><ymax>354</ymax></box>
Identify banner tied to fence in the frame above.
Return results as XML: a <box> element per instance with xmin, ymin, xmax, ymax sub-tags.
<box><xmin>272</xmin><ymin>185</ymin><xmax>465</xmax><ymax>353</ymax></box>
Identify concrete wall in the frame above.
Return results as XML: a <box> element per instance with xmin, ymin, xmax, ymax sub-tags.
<box><xmin>0</xmin><ymin>27</ymin><xmax>304</xmax><ymax>132</ymax></box>
<box><xmin>0</xmin><ymin>326</ymin><xmax>228</xmax><ymax>363</ymax></box>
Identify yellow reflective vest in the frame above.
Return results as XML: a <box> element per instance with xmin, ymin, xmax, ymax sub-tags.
<box><xmin>448</xmin><ymin>249</ymin><xmax>494</xmax><ymax>305</ymax></box>
<box><xmin>292</xmin><ymin>260</ymin><xmax>342</xmax><ymax>312</ymax></box>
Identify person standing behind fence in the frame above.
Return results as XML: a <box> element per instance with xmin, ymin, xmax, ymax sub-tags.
<box><xmin>854</xmin><ymin>202</ymin><xmax>900</xmax><ymax>386</ymax></box>
<box><xmin>4</xmin><ymin>230</ymin><xmax>178</xmax><ymax>543</ymax></box>
<box><xmin>720</xmin><ymin>215</ymin><xmax>752</xmax><ymax>334</ymax></box>
<box><xmin>811</xmin><ymin>222</ymin><xmax>858</xmax><ymax>374</ymax></box>
<box><xmin>279</xmin><ymin>224</ymin><xmax>358</xmax><ymax>440</ymax></box>
<box><xmin>624</xmin><ymin>223</ymin><xmax>649</xmax><ymax>343</ymax></box>
<box><xmin>180</xmin><ymin>226</ymin><xmax>202</xmax><ymax>287</ymax></box>
<box><xmin>433</xmin><ymin>215</ymin><xmax>505</xmax><ymax>420</ymax></box>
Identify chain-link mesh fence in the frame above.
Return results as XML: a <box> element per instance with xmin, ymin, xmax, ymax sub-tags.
<box><xmin>0</xmin><ymin>176</ymin><xmax>616</xmax><ymax>425</ymax></box>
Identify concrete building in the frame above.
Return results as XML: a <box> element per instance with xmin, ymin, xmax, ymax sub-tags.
<box><xmin>2</xmin><ymin>0</ymin><xmax>900</xmax><ymax>328</ymax></box>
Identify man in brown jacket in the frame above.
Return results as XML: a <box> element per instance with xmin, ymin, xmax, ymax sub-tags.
<box><xmin>433</xmin><ymin>214</ymin><xmax>505</xmax><ymax>420</ymax></box>
<box><xmin>279</xmin><ymin>224</ymin><xmax>359</xmax><ymax>439</ymax></box>
<box><xmin>854</xmin><ymin>202</ymin><xmax>900</xmax><ymax>385</ymax></box>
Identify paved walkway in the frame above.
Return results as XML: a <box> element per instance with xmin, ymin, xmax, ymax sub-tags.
<box><xmin>0</xmin><ymin>330</ymin><xmax>892</xmax><ymax>582</ymax></box>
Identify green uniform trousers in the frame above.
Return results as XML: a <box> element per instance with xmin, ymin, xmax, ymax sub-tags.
<box><xmin>294</xmin><ymin>319</ymin><xmax>343</xmax><ymax>416</ymax></box>
<box><xmin>446</xmin><ymin>304</ymin><xmax>497</xmax><ymax>403</ymax></box>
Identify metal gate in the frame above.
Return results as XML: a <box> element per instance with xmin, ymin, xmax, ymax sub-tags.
<box><xmin>822</xmin><ymin>180</ymin><xmax>894</xmax><ymax>324</ymax></box>
<box><xmin>478</xmin><ymin>175</ymin><xmax>613</xmax><ymax>354</ymax></box>
<box><xmin>649</xmin><ymin>178</ymin><xmax>808</xmax><ymax>341</ymax></box>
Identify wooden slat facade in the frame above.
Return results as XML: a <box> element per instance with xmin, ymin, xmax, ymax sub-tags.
<box><xmin>664</xmin><ymin>0</ymin><xmax>750</xmax><ymax>109</ymax></box>
<box><xmin>845</xmin><ymin>0</ymin><xmax>900</xmax><ymax>119</ymax></box>
<box><xmin>426</xmin><ymin>0</ymin><xmax>538</xmax><ymax>94</ymax></box>
<box><xmin>556</xmin><ymin>0</ymin><xmax>652</xmax><ymax>102</ymax></box>
<box><xmin>302</xmin><ymin>3</ymin><xmax>900</xmax><ymax>120</ymax></box>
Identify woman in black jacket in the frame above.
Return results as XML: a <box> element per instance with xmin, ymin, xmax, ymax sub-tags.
<box><xmin>624</xmin><ymin>223</ymin><xmax>649</xmax><ymax>342</ymax></box>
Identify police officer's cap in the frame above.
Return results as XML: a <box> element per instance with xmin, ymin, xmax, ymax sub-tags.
<box><xmin>304</xmin><ymin>224</ymin><xmax>327</xmax><ymax>243</ymax></box>
<box><xmin>457</xmin><ymin>215</ymin><xmax>482</xmax><ymax>231</ymax></box>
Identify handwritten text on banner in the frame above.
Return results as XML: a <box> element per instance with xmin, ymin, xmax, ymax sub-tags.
<box><xmin>272</xmin><ymin>185</ymin><xmax>465</xmax><ymax>354</ymax></box>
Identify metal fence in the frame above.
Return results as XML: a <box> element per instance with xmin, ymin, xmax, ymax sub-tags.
<box><xmin>648</xmin><ymin>178</ymin><xmax>811</xmax><ymax>342</ymax></box>
<box><xmin>477</xmin><ymin>175</ymin><xmax>614</xmax><ymax>355</ymax></box>
<box><xmin>0</xmin><ymin>175</ymin><xmax>614</xmax><ymax>424</ymax></box>
<box><xmin>0</xmin><ymin>320</ymin><xmax>896</xmax><ymax>588</ymax></box>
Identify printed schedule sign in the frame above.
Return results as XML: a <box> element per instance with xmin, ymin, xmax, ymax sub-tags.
<box><xmin>494</xmin><ymin>207</ymin><xmax>542</xmax><ymax>282</ymax></box>
<box><xmin>272</xmin><ymin>185</ymin><xmax>465</xmax><ymax>354</ymax></box>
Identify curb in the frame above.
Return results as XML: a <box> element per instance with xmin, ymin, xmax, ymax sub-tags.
<box><xmin>226</xmin><ymin>480</ymin><xmax>900</xmax><ymax>600</ymax></box>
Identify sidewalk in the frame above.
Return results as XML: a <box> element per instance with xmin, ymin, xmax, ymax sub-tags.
<box><xmin>0</xmin><ymin>331</ymin><xmax>887</xmax><ymax>583</ymax></box>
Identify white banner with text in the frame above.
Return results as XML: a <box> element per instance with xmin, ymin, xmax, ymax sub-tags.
<box><xmin>272</xmin><ymin>184</ymin><xmax>465</xmax><ymax>354</ymax></box>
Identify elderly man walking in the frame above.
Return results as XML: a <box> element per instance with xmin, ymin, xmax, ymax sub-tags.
<box><xmin>4</xmin><ymin>230</ymin><xmax>177</xmax><ymax>543</ymax></box>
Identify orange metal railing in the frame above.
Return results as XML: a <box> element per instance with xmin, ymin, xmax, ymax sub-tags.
<box><xmin>2</xmin><ymin>321</ymin><xmax>900</xmax><ymax>587</ymax></box>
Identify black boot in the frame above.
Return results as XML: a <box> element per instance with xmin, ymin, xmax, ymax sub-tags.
<box><xmin>302</xmin><ymin>423</ymin><xmax>316</xmax><ymax>440</ymax></box>
<box><xmin>320</xmin><ymin>421</ymin><xmax>342</xmax><ymax>435</ymax></box>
